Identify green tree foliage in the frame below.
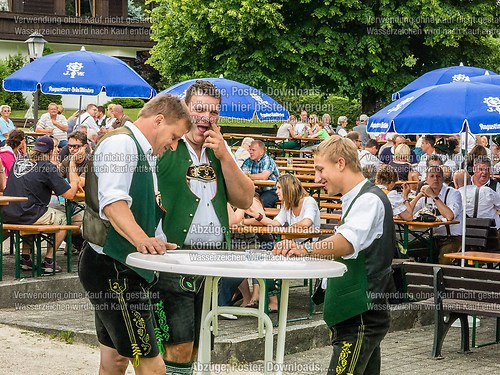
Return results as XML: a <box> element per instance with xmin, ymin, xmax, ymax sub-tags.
<box><xmin>147</xmin><ymin>0</ymin><xmax>500</xmax><ymax>112</ymax></box>
<box><xmin>279</xmin><ymin>94</ymin><xmax>360</xmax><ymax>126</ymax></box>
<box><xmin>38</xmin><ymin>94</ymin><xmax>63</xmax><ymax>110</ymax></box>
<box><xmin>0</xmin><ymin>53</ymin><xmax>29</xmax><ymax>110</ymax></box>
<box><xmin>104</xmin><ymin>98</ymin><xmax>145</xmax><ymax>108</ymax></box>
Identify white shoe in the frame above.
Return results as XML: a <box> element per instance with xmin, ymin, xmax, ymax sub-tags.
<box><xmin>220</xmin><ymin>313</ymin><xmax>238</xmax><ymax>320</ymax></box>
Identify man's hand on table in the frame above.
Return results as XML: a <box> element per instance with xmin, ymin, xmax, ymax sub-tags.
<box><xmin>135</xmin><ymin>237</ymin><xmax>178</xmax><ymax>255</ymax></box>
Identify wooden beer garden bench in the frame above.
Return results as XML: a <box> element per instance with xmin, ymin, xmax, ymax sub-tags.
<box><xmin>403</xmin><ymin>262</ymin><xmax>500</xmax><ymax>358</ymax></box>
<box><xmin>4</xmin><ymin>223</ymin><xmax>80</xmax><ymax>278</ymax></box>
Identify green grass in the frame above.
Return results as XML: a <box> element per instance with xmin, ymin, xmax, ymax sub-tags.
<box><xmin>50</xmin><ymin>330</ymin><xmax>75</xmax><ymax>344</ymax></box>
<box><xmin>11</xmin><ymin>108</ymin><xmax>276</xmax><ymax>128</ymax></box>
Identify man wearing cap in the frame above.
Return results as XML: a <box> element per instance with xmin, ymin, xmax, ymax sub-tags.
<box><xmin>2</xmin><ymin>135</ymin><xmax>81</xmax><ymax>273</ymax></box>
<box><xmin>353</xmin><ymin>114</ymin><xmax>370</xmax><ymax>146</ymax></box>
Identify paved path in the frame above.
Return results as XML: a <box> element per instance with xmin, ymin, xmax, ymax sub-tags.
<box><xmin>1</xmin><ymin>317</ymin><xmax>498</xmax><ymax>374</ymax></box>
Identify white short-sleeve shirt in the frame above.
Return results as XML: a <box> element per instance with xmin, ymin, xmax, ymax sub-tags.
<box><xmin>412</xmin><ymin>184</ymin><xmax>463</xmax><ymax>236</ymax></box>
<box><xmin>274</xmin><ymin>196</ymin><xmax>321</xmax><ymax>242</ymax></box>
<box><xmin>37</xmin><ymin>113</ymin><xmax>68</xmax><ymax>142</ymax></box>
<box><xmin>336</xmin><ymin>180</ymin><xmax>386</xmax><ymax>259</ymax></box>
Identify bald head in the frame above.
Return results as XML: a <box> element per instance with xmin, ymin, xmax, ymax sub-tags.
<box><xmin>113</xmin><ymin>105</ymin><xmax>124</xmax><ymax>116</ymax></box>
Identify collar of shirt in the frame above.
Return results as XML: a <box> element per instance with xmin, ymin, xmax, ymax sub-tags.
<box><xmin>341</xmin><ymin>179</ymin><xmax>368</xmax><ymax>210</ymax></box>
<box><xmin>125</xmin><ymin>122</ymin><xmax>154</xmax><ymax>159</ymax></box>
<box><xmin>437</xmin><ymin>184</ymin><xmax>449</xmax><ymax>198</ymax></box>
<box><xmin>181</xmin><ymin>135</ymin><xmax>208</xmax><ymax>164</ymax></box>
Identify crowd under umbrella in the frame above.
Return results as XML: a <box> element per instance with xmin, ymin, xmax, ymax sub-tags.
<box><xmin>368</xmin><ymin>80</ymin><xmax>500</xmax><ymax>261</ymax></box>
<box><xmin>160</xmin><ymin>76</ymin><xmax>289</xmax><ymax>122</ymax></box>
<box><xmin>3</xmin><ymin>46</ymin><xmax>156</xmax><ymax>121</ymax></box>
<box><xmin>392</xmin><ymin>64</ymin><xmax>497</xmax><ymax>101</ymax></box>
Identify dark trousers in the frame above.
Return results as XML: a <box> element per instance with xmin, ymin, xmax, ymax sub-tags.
<box><xmin>327</xmin><ymin>308</ymin><xmax>390</xmax><ymax>375</ymax></box>
<box><xmin>218</xmin><ymin>277</ymin><xmax>244</xmax><ymax>306</ymax></box>
<box><xmin>258</xmin><ymin>189</ymin><xmax>279</xmax><ymax>208</ymax></box>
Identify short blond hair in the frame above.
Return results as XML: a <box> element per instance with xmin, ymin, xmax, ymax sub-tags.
<box><xmin>139</xmin><ymin>94</ymin><xmax>192</xmax><ymax>126</ymax></box>
<box><xmin>315</xmin><ymin>135</ymin><xmax>361</xmax><ymax>172</ymax></box>
<box><xmin>394</xmin><ymin>143</ymin><xmax>410</xmax><ymax>161</ymax></box>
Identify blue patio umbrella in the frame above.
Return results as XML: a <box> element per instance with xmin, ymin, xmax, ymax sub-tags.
<box><xmin>369</xmin><ymin>81</ymin><xmax>500</xmax><ymax>136</ymax></box>
<box><xmin>469</xmin><ymin>74</ymin><xmax>500</xmax><ymax>86</ymax></box>
<box><xmin>392</xmin><ymin>65</ymin><xmax>497</xmax><ymax>101</ymax></box>
<box><xmin>160</xmin><ymin>77</ymin><xmax>289</xmax><ymax>121</ymax></box>
<box><xmin>371</xmin><ymin>80</ymin><xmax>500</xmax><ymax>263</ymax></box>
<box><xmin>3</xmin><ymin>47</ymin><xmax>155</xmax><ymax>99</ymax></box>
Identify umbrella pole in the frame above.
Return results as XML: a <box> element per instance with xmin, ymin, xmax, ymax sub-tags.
<box><xmin>33</xmin><ymin>90</ymin><xmax>39</xmax><ymax>126</ymax></box>
<box><xmin>76</xmin><ymin>95</ymin><xmax>83</xmax><ymax>129</ymax></box>
<box><xmin>460</xmin><ymin>128</ymin><xmax>469</xmax><ymax>267</ymax></box>
<box><xmin>490</xmin><ymin>135</ymin><xmax>493</xmax><ymax>171</ymax></box>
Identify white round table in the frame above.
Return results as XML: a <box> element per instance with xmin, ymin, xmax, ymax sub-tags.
<box><xmin>127</xmin><ymin>250</ymin><xmax>347</xmax><ymax>375</ymax></box>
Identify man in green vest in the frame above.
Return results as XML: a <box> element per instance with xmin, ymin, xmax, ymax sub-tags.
<box><xmin>273</xmin><ymin>135</ymin><xmax>396</xmax><ymax>375</ymax></box>
<box><xmin>153</xmin><ymin>80</ymin><xmax>254</xmax><ymax>375</ymax></box>
<box><xmin>79</xmin><ymin>94</ymin><xmax>192</xmax><ymax>375</ymax></box>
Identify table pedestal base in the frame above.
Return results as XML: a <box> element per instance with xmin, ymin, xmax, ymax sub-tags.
<box><xmin>197</xmin><ymin>277</ymin><xmax>291</xmax><ymax>375</ymax></box>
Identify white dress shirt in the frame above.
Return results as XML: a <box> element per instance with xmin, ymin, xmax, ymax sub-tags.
<box><xmin>294</xmin><ymin>122</ymin><xmax>306</xmax><ymax>136</ymax></box>
<box><xmin>358</xmin><ymin>149</ymin><xmax>380</xmax><ymax>168</ymax></box>
<box><xmin>376</xmin><ymin>185</ymin><xmax>406</xmax><ymax>216</ymax></box>
<box><xmin>459</xmin><ymin>179</ymin><xmax>500</xmax><ymax>229</ymax></box>
<box><xmin>336</xmin><ymin>180</ymin><xmax>385</xmax><ymax>259</ymax></box>
<box><xmin>88</xmin><ymin>122</ymin><xmax>165</xmax><ymax>253</ymax></box>
<box><xmin>412</xmin><ymin>184</ymin><xmax>463</xmax><ymax>236</ymax></box>
<box><xmin>76</xmin><ymin>112</ymin><xmax>99</xmax><ymax>132</ymax></box>
<box><xmin>182</xmin><ymin>137</ymin><xmax>236</xmax><ymax>247</ymax></box>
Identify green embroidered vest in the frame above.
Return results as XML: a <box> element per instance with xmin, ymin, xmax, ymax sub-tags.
<box><xmin>323</xmin><ymin>181</ymin><xmax>395</xmax><ymax>327</ymax></box>
<box><xmin>157</xmin><ymin>140</ymin><xmax>230</xmax><ymax>249</ymax></box>
<box><xmin>83</xmin><ymin>127</ymin><xmax>162</xmax><ymax>282</ymax></box>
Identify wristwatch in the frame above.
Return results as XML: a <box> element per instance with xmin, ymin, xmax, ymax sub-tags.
<box><xmin>303</xmin><ymin>241</ymin><xmax>314</xmax><ymax>254</ymax></box>
<box><xmin>433</xmin><ymin>196</ymin><xmax>440</xmax><ymax>202</ymax></box>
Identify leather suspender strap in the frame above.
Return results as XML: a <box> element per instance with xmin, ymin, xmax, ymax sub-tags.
<box><xmin>443</xmin><ymin>188</ymin><xmax>452</xmax><ymax>237</ymax></box>
<box><xmin>473</xmin><ymin>187</ymin><xmax>480</xmax><ymax>218</ymax></box>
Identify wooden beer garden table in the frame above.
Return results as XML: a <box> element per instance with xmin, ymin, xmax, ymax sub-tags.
<box><xmin>394</xmin><ymin>219</ymin><xmax>460</xmax><ymax>262</ymax></box>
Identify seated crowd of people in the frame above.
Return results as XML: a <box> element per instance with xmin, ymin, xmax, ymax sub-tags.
<box><xmin>0</xmin><ymin>101</ymin><xmax>133</xmax><ymax>273</ymax></box>
<box><xmin>273</xmin><ymin>112</ymin><xmax>499</xmax><ymax>259</ymax></box>
<box><xmin>2</xmin><ymin>102</ymin><xmax>499</xmax><ymax>314</ymax></box>
<box><xmin>217</xmin><ymin>112</ymin><xmax>499</xmax><ymax>312</ymax></box>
